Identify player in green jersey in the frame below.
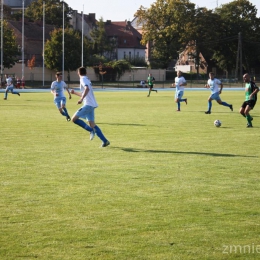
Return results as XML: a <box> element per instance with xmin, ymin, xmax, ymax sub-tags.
<box><xmin>239</xmin><ymin>73</ymin><xmax>259</xmax><ymax>127</ymax></box>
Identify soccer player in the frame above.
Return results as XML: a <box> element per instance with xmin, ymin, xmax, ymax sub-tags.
<box><xmin>204</xmin><ymin>72</ymin><xmax>233</xmax><ymax>114</ymax></box>
<box><xmin>172</xmin><ymin>70</ymin><xmax>187</xmax><ymax>111</ymax></box>
<box><xmin>50</xmin><ymin>72</ymin><xmax>71</xmax><ymax>121</ymax></box>
<box><xmin>147</xmin><ymin>73</ymin><xmax>157</xmax><ymax>97</ymax></box>
<box><xmin>4</xmin><ymin>74</ymin><xmax>20</xmax><ymax>100</ymax></box>
<box><xmin>239</xmin><ymin>73</ymin><xmax>259</xmax><ymax>127</ymax></box>
<box><xmin>70</xmin><ymin>67</ymin><xmax>110</xmax><ymax>148</ymax></box>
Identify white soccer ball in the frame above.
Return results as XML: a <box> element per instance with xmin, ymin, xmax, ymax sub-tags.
<box><xmin>214</xmin><ymin>119</ymin><xmax>221</xmax><ymax>127</ymax></box>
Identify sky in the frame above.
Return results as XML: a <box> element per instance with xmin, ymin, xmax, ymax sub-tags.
<box><xmin>64</xmin><ymin>0</ymin><xmax>260</xmax><ymax>21</ymax></box>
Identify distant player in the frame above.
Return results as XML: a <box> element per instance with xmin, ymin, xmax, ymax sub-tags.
<box><xmin>50</xmin><ymin>72</ymin><xmax>71</xmax><ymax>121</ymax></box>
<box><xmin>204</xmin><ymin>72</ymin><xmax>233</xmax><ymax>114</ymax></box>
<box><xmin>239</xmin><ymin>73</ymin><xmax>259</xmax><ymax>127</ymax></box>
<box><xmin>4</xmin><ymin>74</ymin><xmax>20</xmax><ymax>100</ymax></box>
<box><xmin>147</xmin><ymin>73</ymin><xmax>157</xmax><ymax>97</ymax></box>
<box><xmin>172</xmin><ymin>70</ymin><xmax>187</xmax><ymax>111</ymax></box>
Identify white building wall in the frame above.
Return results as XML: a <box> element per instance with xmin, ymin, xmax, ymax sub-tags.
<box><xmin>4</xmin><ymin>64</ymin><xmax>165</xmax><ymax>83</ymax></box>
<box><xmin>117</xmin><ymin>48</ymin><xmax>145</xmax><ymax>60</ymax></box>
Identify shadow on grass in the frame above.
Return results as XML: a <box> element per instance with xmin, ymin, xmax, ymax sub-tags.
<box><xmin>112</xmin><ymin>147</ymin><xmax>257</xmax><ymax>157</ymax></box>
<box><xmin>98</xmin><ymin>123</ymin><xmax>146</xmax><ymax>126</ymax></box>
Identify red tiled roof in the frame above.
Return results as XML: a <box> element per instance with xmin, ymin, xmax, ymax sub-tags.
<box><xmin>7</xmin><ymin>20</ymin><xmax>55</xmax><ymax>41</ymax></box>
<box><xmin>7</xmin><ymin>20</ymin><xmax>55</xmax><ymax>62</ymax></box>
<box><xmin>105</xmin><ymin>21</ymin><xmax>145</xmax><ymax>49</ymax></box>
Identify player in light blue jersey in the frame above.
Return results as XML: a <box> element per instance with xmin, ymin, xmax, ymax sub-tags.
<box><xmin>4</xmin><ymin>74</ymin><xmax>20</xmax><ymax>100</ymax></box>
<box><xmin>50</xmin><ymin>72</ymin><xmax>71</xmax><ymax>121</ymax></box>
<box><xmin>172</xmin><ymin>70</ymin><xmax>187</xmax><ymax>111</ymax></box>
<box><xmin>204</xmin><ymin>72</ymin><xmax>233</xmax><ymax>114</ymax></box>
<box><xmin>70</xmin><ymin>67</ymin><xmax>110</xmax><ymax>148</ymax></box>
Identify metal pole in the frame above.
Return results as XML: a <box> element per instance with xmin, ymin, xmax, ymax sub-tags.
<box><xmin>43</xmin><ymin>1</ymin><xmax>45</xmax><ymax>87</ymax></box>
<box><xmin>1</xmin><ymin>0</ymin><xmax>3</xmax><ymax>76</ymax></box>
<box><xmin>235</xmin><ymin>33</ymin><xmax>239</xmax><ymax>79</ymax></box>
<box><xmin>22</xmin><ymin>0</ymin><xmax>25</xmax><ymax>80</ymax></box>
<box><xmin>62</xmin><ymin>1</ymin><xmax>64</xmax><ymax>80</ymax></box>
<box><xmin>239</xmin><ymin>32</ymin><xmax>243</xmax><ymax>80</ymax></box>
<box><xmin>81</xmin><ymin>6</ymin><xmax>84</xmax><ymax>66</ymax></box>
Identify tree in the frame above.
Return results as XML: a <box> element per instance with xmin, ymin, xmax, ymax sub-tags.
<box><xmin>1</xmin><ymin>3</ymin><xmax>13</xmax><ymax>20</ymax></box>
<box><xmin>213</xmin><ymin>0</ymin><xmax>260</xmax><ymax>73</ymax></box>
<box><xmin>44</xmin><ymin>28</ymin><xmax>93</xmax><ymax>78</ymax></box>
<box><xmin>93</xmin><ymin>60</ymin><xmax>132</xmax><ymax>81</ymax></box>
<box><xmin>183</xmin><ymin>7</ymin><xmax>223</xmax><ymax>75</ymax></box>
<box><xmin>25</xmin><ymin>0</ymin><xmax>73</xmax><ymax>28</ymax></box>
<box><xmin>0</xmin><ymin>20</ymin><xmax>20</xmax><ymax>70</ymax></box>
<box><xmin>135</xmin><ymin>0</ymin><xmax>196</xmax><ymax>68</ymax></box>
<box><xmin>91</xmin><ymin>18</ymin><xmax>116</xmax><ymax>57</ymax></box>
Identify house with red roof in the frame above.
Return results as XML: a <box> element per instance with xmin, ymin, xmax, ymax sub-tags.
<box><xmin>103</xmin><ymin>20</ymin><xmax>146</xmax><ymax>61</ymax></box>
<box><xmin>7</xmin><ymin>19</ymin><xmax>55</xmax><ymax>66</ymax></box>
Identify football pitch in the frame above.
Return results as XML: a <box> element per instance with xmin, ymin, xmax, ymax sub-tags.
<box><xmin>0</xmin><ymin>90</ymin><xmax>259</xmax><ymax>259</ymax></box>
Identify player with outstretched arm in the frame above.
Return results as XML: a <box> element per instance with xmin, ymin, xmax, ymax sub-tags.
<box><xmin>70</xmin><ymin>67</ymin><xmax>110</xmax><ymax>148</ymax></box>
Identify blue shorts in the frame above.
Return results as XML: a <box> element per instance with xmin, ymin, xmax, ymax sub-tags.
<box><xmin>54</xmin><ymin>97</ymin><xmax>66</xmax><ymax>109</ymax></box>
<box><xmin>75</xmin><ymin>105</ymin><xmax>95</xmax><ymax>122</ymax></box>
<box><xmin>175</xmin><ymin>90</ymin><xmax>184</xmax><ymax>99</ymax></box>
<box><xmin>210</xmin><ymin>92</ymin><xmax>221</xmax><ymax>101</ymax></box>
<box><xmin>6</xmin><ymin>85</ymin><xmax>14</xmax><ymax>92</ymax></box>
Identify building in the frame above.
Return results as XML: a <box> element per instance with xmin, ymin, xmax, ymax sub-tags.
<box><xmin>3</xmin><ymin>0</ymin><xmax>37</xmax><ymax>12</ymax></box>
<box><xmin>70</xmin><ymin>11</ymin><xmax>97</xmax><ymax>41</ymax></box>
<box><xmin>7</xmin><ymin>19</ymin><xmax>55</xmax><ymax>66</ymax></box>
<box><xmin>104</xmin><ymin>20</ymin><xmax>146</xmax><ymax>61</ymax></box>
<box><xmin>131</xmin><ymin>16</ymin><xmax>151</xmax><ymax>64</ymax></box>
<box><xmin>175</xmin><ymin>41</ymin><xmax>208</xmax><ymax>74</ymax></box>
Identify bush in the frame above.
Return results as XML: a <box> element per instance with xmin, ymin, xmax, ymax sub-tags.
<box><xmin>93</xmin><ymin>60</ymin><xmax>132</xmax><ymax>81</ymax></box>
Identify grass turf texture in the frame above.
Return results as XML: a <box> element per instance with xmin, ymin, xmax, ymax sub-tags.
<box><xmin>0</xmin><ymin>90</ymin><xmax>259</xmax><ymax>260</ymax></box>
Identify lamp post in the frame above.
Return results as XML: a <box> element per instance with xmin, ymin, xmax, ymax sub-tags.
<box><xmin>81</xmin><ymin>6</ymin><xmax>84</xmax><ymax>67</ymax></box>
<box><xmin>22</xmin><ymin>0</ymin><xmax>24</xmax><ymax>80</ymax></box>
<box><xmin>62</xmin><ymin>1</ymin><xmax>64</xmax><ymax>80</ymax></box>
<box><xmin>1</xmin><ymin>0</ymin><xmax>3</xmax><ymax>77</ymax></box>
<box><xmin>43</xmin><ymin>1</ymin><xmax>45</xmax><ymax>87</ymax></box>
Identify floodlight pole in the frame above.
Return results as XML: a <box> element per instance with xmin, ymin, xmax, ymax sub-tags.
<box><xmin>81</xmin><ymin>5</ymin><xmax>84</xmax><ymax>67</ymax></box>
<box><xmin>62</xmin><ymin>1</ymin><xmax>65</xmax><ymax>80</ymax></box>
<box><xmin>43</xmin><ymin>1</ymin><xmax>45</xmax><ymax>87</ymax></box>
<box><xmin>22</xmin><ymin>0</ymin><xmax>25</xmax><ymax>80</ymax></box>
<box><xmin>1</xmin><ymin>0</ymin><xmax>3</xmax><ymax>76</ymax></box>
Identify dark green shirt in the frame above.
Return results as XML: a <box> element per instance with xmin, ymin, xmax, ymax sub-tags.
<box><xmin>147</xmin><ymin>76</ymin><xmax>154</xmax><ymax>86</ymax></box>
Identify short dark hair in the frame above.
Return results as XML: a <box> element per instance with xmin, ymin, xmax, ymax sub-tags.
<box><xmin>78</xmin><ymin>67</ymin><xmax>87</xmax><ymax>75</ymax></box>
<box><xmin>56</xmin><ymin>72</ymin><xmax>62</xmax><ymax>76</ymax></box>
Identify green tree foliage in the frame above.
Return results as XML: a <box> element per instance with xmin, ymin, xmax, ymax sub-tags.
<box><xmin>135</xmin><ymin>0</ymin><xmax>196</xmax><ymax>68</ymax></box>
<box><xmin>2</xmin><ymin>4</ymin><xmax>13</xmax><ymax>20</ymax></box>
<box><xmin>25</xmin><ymin>0</ymin><xmax>72</xmax><ymax>27</ymax></box>
<box><xmin>93</xmin><ymin>60</ymin><xmax>131</xmax><ymax>81</ymax></box>
<box><xmin>184</xmin><ymin>8</ymin><xmax>222</xmax><ymax>74</ymax></box>
<box><xmin>0</xmin><ymin>20</ymin><xmax>20</xmax><ymax>69</ymax></box>
<box><xmin>91</xmin><ymin>18</ymin><xmax>113</xmax><ymax>57</ymax></box>
<box><xmin>44</xmin><ymin>28</ymin><xmax>93</xmax><ymax>76</ymax></box>
<box><xmin>213</xmin><ymin>0</ymin><xmax>260</xmax><ymax>72</ymax></box>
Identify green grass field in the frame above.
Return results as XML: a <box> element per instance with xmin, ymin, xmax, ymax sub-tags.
<box><xmin>0</xmin><ymin>90</ymin><xmax>259</xmax><ymax>260</ymax></box>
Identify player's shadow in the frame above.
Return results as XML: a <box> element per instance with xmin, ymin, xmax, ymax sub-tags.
<box><xmin>112</xmin><ymin>147</ymin><xmax>256</xmax><ymax>158</ymax></box>
<box><xmin>98</xmin><ymin>123</ymin><xmax>146</xmax><ymax>126</ymax></box>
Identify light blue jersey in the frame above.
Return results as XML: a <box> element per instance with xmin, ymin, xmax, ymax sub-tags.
<box><xmin>207</xmin><ymin>78</ymin><xmax>222</xmax><ymax>94</ymax></box>
<box><xmin>175</xmin><ymin>76</ymin><xmax>186</xmax><ymax>91</ymax></box>
<box><xmin>50</xmin><ymin>80</ymin><xmax>67</xmax><ymax>98</ymax></box>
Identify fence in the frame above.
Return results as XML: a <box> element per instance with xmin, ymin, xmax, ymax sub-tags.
<box><xmin>2</xmin><ymin>63</ymin><xmax>259</xmax><ymax>89</ymax></box>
